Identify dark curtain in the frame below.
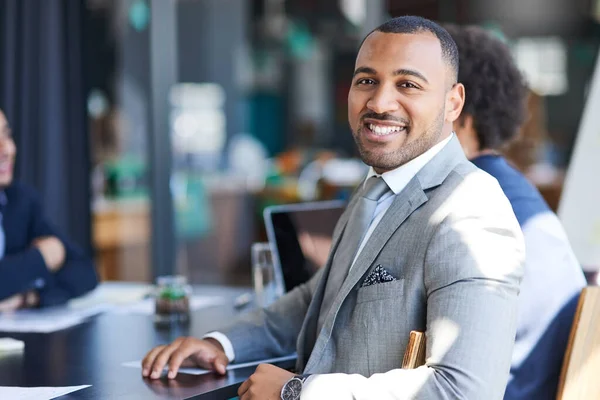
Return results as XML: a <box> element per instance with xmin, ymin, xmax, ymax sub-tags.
<box><xmin>0</xmin><ymin>0</ymin><xmax>91</xmax><ymax>254</ymax></box>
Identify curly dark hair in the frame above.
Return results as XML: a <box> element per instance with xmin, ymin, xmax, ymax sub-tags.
<box><xmin>444</xmin><ymin>24</ymin><xmax>528</xmax><ymax>150</ymax></box>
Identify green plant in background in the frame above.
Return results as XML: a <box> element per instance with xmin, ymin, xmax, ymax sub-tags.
<box><xmin>104</xmin><ymin>156</ymin><xmax>148</xmax><ymax>199</ymax></box>
<box><xmin>172</xmin><ymin>172</ymin><xmax>212</xmax><ymax>239</ymax></box>
<box><xmin>158</xmin><ymin>285</ymin><xmax>187</xmax><ymax>300</ymax></box>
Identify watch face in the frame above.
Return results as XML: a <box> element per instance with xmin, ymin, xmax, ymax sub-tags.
<box><xmin>282</xmin><ymin>378</ymin><xmax>303</xmax><ymax>400</ymax></box>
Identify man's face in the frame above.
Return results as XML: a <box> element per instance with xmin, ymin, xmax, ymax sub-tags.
<box><xmin>348</xmin><ymin>31</ymin><xmax>464</xmax><ymax>173</ymax></box>
<box><xmin>0</xmin><ymin>111</ymin><xmax>16</xmax><ymax>187</ymax></box>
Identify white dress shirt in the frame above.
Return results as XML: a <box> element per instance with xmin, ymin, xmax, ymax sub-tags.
<box><xmin>205</xmin><ymin>133</ymin><xmax>454</xmax><ymax>363</ymax></box>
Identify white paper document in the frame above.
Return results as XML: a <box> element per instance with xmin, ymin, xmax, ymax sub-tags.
<box><xmin>122</xmin><ymin>354</ymin><xmax>297</xmax><ymax>375</ymax></box>
<box><xmin>0</xmin><ymin>304</ymin><xmax>108</xmax><ymax>333</ymax></box>
<box><xmin>69</xmin><ymin>282</ymin><xmax>152</xmax><ymax>309</ymax></box>
<box><xmin>0</xmin><ymin>337</ymin><xmax>25</xmax><ymax>353</ymax></box>
<box><xmin>0</xmin><ymin>385</ymin><xmax>90</xmax><ymax>400</ymax></box>
<box><xmin>70</xmin><ymin>283</ymin><xmax>227</xmax><ymax>315</ymax></box>
<box><xmin>112</xmin><ymin>295</ymin><xmax>226</xmax><ymax>315</ymax></box>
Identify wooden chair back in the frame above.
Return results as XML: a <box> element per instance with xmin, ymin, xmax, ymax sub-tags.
<box><xmin>557</xmin><ymin>286</ymin><xmax>600</xmax><ymax>399</ymax></box>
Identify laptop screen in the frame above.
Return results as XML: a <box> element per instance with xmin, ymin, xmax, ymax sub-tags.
<box><xmin>264</xmin><ymin>201</ymin><xmax>346</xmax><ymax>292</ymax></box>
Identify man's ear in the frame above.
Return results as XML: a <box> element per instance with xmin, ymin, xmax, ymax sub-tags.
<box><xmin>446</xmin><ymin>83</ymin><xmax>465</xmax><ymax>123</ymax></box>
<box><xmin>453</xmin><ymin>113</ymin><xmax>480</xmax><ymax>159</ymax></box>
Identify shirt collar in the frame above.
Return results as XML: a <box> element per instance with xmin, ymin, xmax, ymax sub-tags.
<box><xmin>365</xmin><ymin>132</ymin><xmax>454</xmax><ymax>195</ymax></box>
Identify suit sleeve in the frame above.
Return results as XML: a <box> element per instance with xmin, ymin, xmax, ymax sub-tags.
<box><xmin>0</xmin><ymin>247</ymin><xmax>52</xmax><ymax>300</ymax></box>
<box><xmin>301</xmin><ymin>195</ymin><xmax>525</xmax><ymax>400</ymax></box>
<box><xmin>27</xmin><ymin>190</ymin><xmax>98</xmax><ymax>307</ymax></box>
<box><xmin>218</xmin><ymin>268</ymin><xmax>324</xmax><ymax>363</ymax></box>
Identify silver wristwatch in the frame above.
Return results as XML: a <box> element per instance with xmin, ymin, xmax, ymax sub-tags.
<box><xmin>280</xmin><ymin>375</ymin><xmax>308</xmax><ymax>400</ymax></box>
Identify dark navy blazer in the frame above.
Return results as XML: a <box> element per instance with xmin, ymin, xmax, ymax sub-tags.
<box><xmin>0</xmin><ymin>182</ymin><xmax>97</xmax><ymax>306</ymax></box>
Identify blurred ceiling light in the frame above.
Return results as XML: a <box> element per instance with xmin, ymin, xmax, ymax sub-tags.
<box><xmin>169</xmin><ymin>83</ymin><xmax>225</xmax><ymax>109</ymax></box>
<box><xmin>340</xmin><ymin>0</ymin><xmax>367</xmax><ymax>27</ymax></box>
<box><xmin>87</xmin><ymin>89</ymin><xmax>109</xmax><ymax>118</ymax></box>
<box><xmin>128</xmin><ymin>0</ymin><xmax>150</xmax><ymax>32</ymax></box>
<box><xmin>513</xmin><ymin>37</ymin><xmax>568</xmax><ymax>96</ymax></box>
<box><xmin>173</xmin><ymin>113</ymin><xmax>197</xmax><ymax>140</ymax></box>
<box><xmin>170</xmin><ymin>83</ymin><xmax>227</xmax><ymax>155</ymax></box>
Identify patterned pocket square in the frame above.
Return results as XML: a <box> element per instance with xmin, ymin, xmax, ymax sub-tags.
<box><xmin>361</xmin><ymin>264</ymin><xmax>397</xmax><ymax>287</ymax></box>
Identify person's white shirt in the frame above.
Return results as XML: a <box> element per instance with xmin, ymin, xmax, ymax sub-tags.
<box><xmin>205</xmin><ymin>133</ymin><xmax>455</xmax><ymax>362</ymax></box>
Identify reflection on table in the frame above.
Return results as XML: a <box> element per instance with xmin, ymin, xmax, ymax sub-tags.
<box><xmin>0</xmin><ymin>283</ymin><xmax>294</xmax><ymax>399</ymax></box>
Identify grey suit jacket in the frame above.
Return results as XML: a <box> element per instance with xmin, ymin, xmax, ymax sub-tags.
<box><xmin>223</xmin><ymin>137</ymin><xmax>525</xmax><ymax>399</ymax></box>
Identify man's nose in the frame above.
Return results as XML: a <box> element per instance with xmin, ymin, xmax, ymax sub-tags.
<box><xmin>366</xmin><ymin>84</ymin><xmax>400</xmax><ymax>115</ymax></box>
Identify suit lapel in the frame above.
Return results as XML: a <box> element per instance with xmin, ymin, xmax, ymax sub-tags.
<box><xmin>340</xmin><ymin>177</ymin><xmax>428</xmax><ymax>300</ymax></box>
<box><xmin>296</xmin><ymin>194</ymin><xmax>360</xmax><ymax>369</ymax></box>
<box><xmin>304</xmin><ymin>178</ymin><xmax>428</xmax><ymax>371</ymax></box>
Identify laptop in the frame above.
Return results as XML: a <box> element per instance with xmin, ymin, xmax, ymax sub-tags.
<box><xmin>263</xmin><ymin>200</ymin><xmax>346</xmax><ymax>293</ymax></box>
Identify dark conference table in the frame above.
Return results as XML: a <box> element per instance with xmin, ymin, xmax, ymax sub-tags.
<box><xmin>0</xmin><ymin>285</ymin><xmax>295</xmax><ymax>399</ymax></box>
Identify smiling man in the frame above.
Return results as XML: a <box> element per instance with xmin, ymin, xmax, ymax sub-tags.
<box><xmin>142</xmin><ymin>16</ymin><xmax>524</xmax><ymax>400</ymax></box>
<box><xmin>0</xmin><ymin>109</ymin><xmax>97</xmax><ymax>309</ymax></box>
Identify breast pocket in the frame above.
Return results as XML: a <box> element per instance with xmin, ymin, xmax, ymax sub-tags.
<box><xmin>356</xmin><ymin>279</ymin><xmax>404</xmax><ymax>303</ymax></box>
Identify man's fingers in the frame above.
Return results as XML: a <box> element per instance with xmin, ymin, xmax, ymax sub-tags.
<box><xmin>211</xmin><ymin>351</ymin><xmax>229</xmax><ymax>375</ymax></box>
<box><xmin>238</xmin><ymin>376</ymin><xmax>252</xmax><ymax>397</ymax></box>
<box><xmin>141</xmin><ymin>345</ymin><xmax>165</xmax><ymax>377</ymax></box>
<box><xmin>142</xmin><ymin>337</ymin><xmax>185</xmax><ymax>377</ymax></box>
<box><xmin>149</xmin><ymin>341</ymin><xmax>183</xmax><ymax>379</ymax></box>
<box><xmin>166</xmin><ymin>340</ymin><xmax>207</xmax><ymax>379</ymax></box>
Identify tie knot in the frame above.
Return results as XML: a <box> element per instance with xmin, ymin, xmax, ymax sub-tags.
<box><xmin>361</xmin><ymin>176</ymin><xmax>390</xmax><ymax>201</ymax></box>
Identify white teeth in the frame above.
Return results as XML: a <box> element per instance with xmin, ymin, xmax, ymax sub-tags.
<box><xmin>368</xmin><ymin>123</ymin><xmax>404</xmax><ymax>135</ymax></box>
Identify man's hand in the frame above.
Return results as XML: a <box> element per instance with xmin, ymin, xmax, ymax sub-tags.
<box><xmin>238</xmin><ymin>364</ymin><xmax>295</xmax><ymax>400</ymax></box>
<box><xmin>0</xmin><ymin>293</ymin><xmax>24</xmax><ymax>312</ymax></box>
<box><xmin>142</xmin><ymin>337</ymin><xmax>229</xmax><ymax>380</ymax></box>
<box><xmin>0</xmin><ymin>290</ymin><xmax>40</xmax><ymax>312</ymax></box>
<box><xmin>33</xmin><ymin>236</ymin><xmax>66</xmax><ymax>272</ymax></box>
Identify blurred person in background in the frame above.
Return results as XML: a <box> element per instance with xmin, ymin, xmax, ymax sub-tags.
<box><xmin>445</xmin><ymin>24</ymin><xmax>586</xmax><ymax>400</ymax></box>
<box><xmin>142</xmin><ymin>16</ymin><xmax>525</xmax><ymax>400</ymax></box>
<box><xmin>0</xmin><ymin>109</ymin><xmax>97</xmax><ymax>310</ymax></box>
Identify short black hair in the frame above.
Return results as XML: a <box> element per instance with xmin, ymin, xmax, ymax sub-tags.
<box><xmin>445</xmin><ymin>24</ymin><xmax>528</xmax><ymax>150</ymax></box>
<box><xmin>362</xmin><ymin>16</ymin><xmax>459</xmax><ymax>82</ymax></box>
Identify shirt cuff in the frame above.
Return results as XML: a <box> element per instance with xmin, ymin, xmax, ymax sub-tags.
<box><xmin>300</xmin><ymin>373</ymin><xmax>364</xmax><ymax>400</ymax></box>
<box><xmin>203</xmin><ymin>331</ymin><xmax>235</xmax><ymax>362</ymax></box>
<box><xmin>301</xmin><ymin>374</ymin><xmax>326</xmax><ymax>400</ymax></box>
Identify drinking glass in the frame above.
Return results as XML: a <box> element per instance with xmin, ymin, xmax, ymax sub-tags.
<box><xmin>251</xmin><ymin>242</ymin><xmax>283</xmax><ymax>307</ymax></box>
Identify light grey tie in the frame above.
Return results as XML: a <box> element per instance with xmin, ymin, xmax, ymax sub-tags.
<box><xmin>317</xmin><ymin>176</ymin><xmax>390</xmax><ymax>333</ymax></box>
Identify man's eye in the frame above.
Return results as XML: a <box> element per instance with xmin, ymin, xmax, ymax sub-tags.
<box><xmin>357</xmin><ymin>78</ymin><xmax>376</xmax><ymax>85</ymax></box>
<box><xmin>399</xmin><ymin>82</ymin><xmax>418</xmax><ymax>89</ymax></box>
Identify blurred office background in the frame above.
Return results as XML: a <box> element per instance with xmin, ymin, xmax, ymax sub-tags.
<box><xmin>1</xmin><ymin>0</ymin><xmax>599</xmax><ymax>286</ymax></box>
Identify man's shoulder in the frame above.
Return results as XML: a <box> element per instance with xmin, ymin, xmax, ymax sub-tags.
<box><xmin>439</xmin><ymin>160</ymin><xmax>507</xmax><ymax>204</ymax></box>
<box><xmin>5</xmin><ymin>181</ymin><xmax>40</xmax><ymax>205</ymax></box>
<box><xmin>425</xmin><ymin>160</ymin><xmax>519</xmax><ymax>230</ymax></box>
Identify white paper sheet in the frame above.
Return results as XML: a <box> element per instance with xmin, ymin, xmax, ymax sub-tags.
<box><xmin>0</xmin><ymin>385</ymin><xmax>90</xmax><ymax>400</ymax></box>
<box><xmin>69</xmin><ymin>282</ymin><xmax>152</xmax><ymax>309</ymax></box>
<box><xmin>112</xmin><ymin>295</ymin><xmax>226</xmax><ymax>315</ymax></box>
<box><xmin>122</xmin><ymin>354</ymin><xmax>297</xmax><ymax>375</ymax></box>
<box><xmin>0</xmin><ymin>337</ymin><xmax>24</xmax><ymax>352</ymax></box>
<box><xmin>0</xmin><ymin>304</ymin><xmax>108</xmax><ymax>333</ymax></box>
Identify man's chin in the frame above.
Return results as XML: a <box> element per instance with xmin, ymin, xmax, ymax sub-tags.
<box><xmin>358</xmin><ymin>152</ymin><xmax>403</xmax><ymax>172</ymax></box>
